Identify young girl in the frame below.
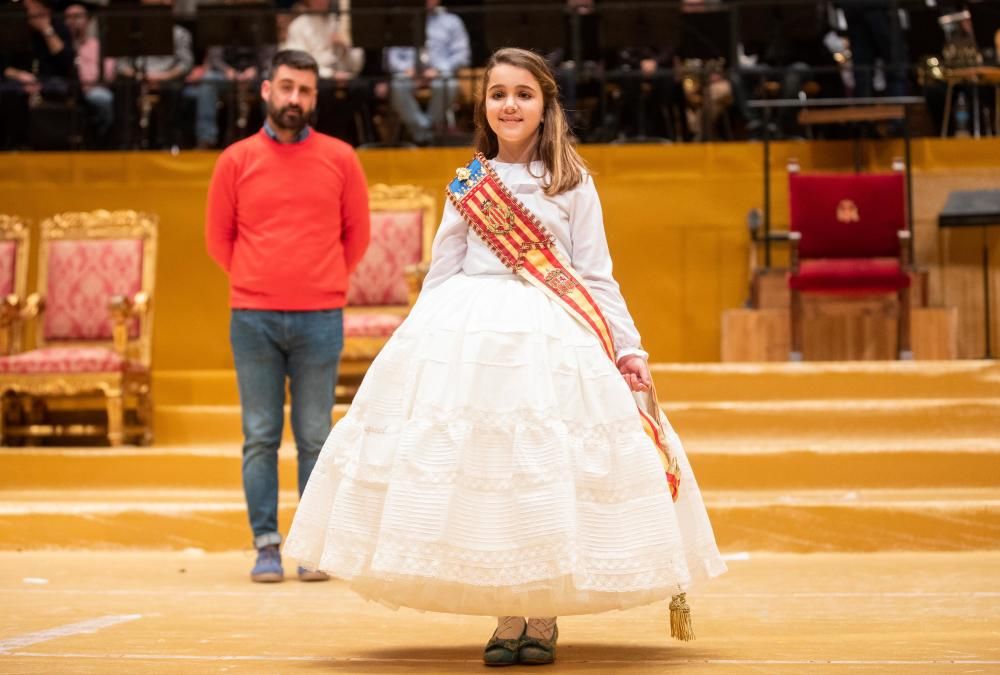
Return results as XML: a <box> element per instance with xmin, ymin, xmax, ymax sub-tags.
<box><xmin>285</xmin><ymin>47</ymin><xmax>726</xmax><ymax>666</ymax></box>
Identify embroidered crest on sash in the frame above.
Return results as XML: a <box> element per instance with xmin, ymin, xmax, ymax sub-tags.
<box><xmin>544</xmin><ymin>269</ymin><xmax>577</xmax><ymax>295</ymax></box>
<box><xmin>480</xmin><ymin>198</ymin><xmax>515</xmax><ymax>234</ymax></box>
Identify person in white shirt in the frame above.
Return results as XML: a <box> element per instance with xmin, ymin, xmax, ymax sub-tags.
<box><xmin>282</xmin><ymin>0</ymin><xmax>360</xmax><ymax>80</ymax></box>
<box><xmin>386</xmin><ymin>0</ymin><xmax>470</xmax><ymax>144</ymax></box>
<box><xmin>282</xmin><ymin>0</ymin><xmax>368</xmax><ymax>144</ymax></box>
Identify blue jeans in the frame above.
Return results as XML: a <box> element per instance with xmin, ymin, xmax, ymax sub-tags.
<box><xmin>230</xmin><ymin>309</ymin><xmax>344</xmax><ymax>549</ymax></box>
<box><xmin>183</xmin><ymin>70</ymin><xmax>227</xmax><ymax>146</ymax></box>
<box><xmin>390</xmin><ymin>73</ymin><xmax>459</xmax><ymax>144</ymax></box>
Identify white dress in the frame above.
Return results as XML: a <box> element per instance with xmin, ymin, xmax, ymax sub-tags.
<box><xmin>284</xmin><ymin>160</ymin><xmax>726</xmax><ymax>616</ymax></box>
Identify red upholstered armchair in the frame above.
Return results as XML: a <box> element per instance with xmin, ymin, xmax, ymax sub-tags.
<box><xmin>0</xmin><ymin>211</ymin><xmax>158</xmax><ymax>445</ymax></box>
<box><xmin>339</xmin><ymin>185</ymin><xmax>435</xmax><ymax>397</ymax></box>
<box><xmin>0</xmin><ymin>216</ymin><xmax>30</xmax><ymax>356</ymax></box>
<box><xmin>787</xmin><ymin>170</ymin><xmax>913</xmax><ymax>361</ymax></box>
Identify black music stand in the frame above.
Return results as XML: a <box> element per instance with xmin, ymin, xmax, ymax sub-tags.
<box><xmin>102</xmin><ymin>3</ymin><xmax>174</xmax><ymax>60</ymax></box>
<box><xmin>0</xmin><ymin>7</ymin><xmax>32</xmax><ymax>58</ymax></box>
<box><xmin>906</xmin><ymin>5</ymin><xmax>945</xmax><ymax>64</ymax></box>
<box><xmin>677</xmin><ymin>7</ymin><xmax>733</xmax><ymax>63</ymax></box>
<box><xmin>102</xmin><ymin>2</ymin><xmax>175</xmax><ymax>148</ymax></box>
<box><xmin>195</xmin><ymin>3</ymin><xmax>275</xmax><ymax>144</ymax></box>
<box><xmin>969</xmin><ymin>2</ymin><xmax>1000</xmax><ymax>52</ymax></box>
<box><xmin>602</xmin><ymin>5</ymin><xmax>681</xmax><ymax>55</ymax></box>
<box><xmin>938</xmin><ymin>189</ymin><xmax>1000</xmax><ymax>358</ymax></box>
<box><xmin>600</xmin><ymin>5</ymin><xmax>681</xmax><ymax>141</ymax></box>
<box><xmin>352</xmin><ymin>1</ymin><xmax>425</xmax><ymax>50</ymax></box>
<box><xmin>196</xmin><ymin>3</ymin><xmax>276</xmax><ymax>52</ymax></box>
<box><xmin>483</xmin><ymin>1</ymin><xmax>566</xmax><ymax>55</ymax></box>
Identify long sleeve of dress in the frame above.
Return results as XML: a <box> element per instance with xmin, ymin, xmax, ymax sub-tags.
<box><xmin>420</xmin><ymin>199</ymin><xmax>469</xmax><ymax>292</ymax></box>
<box><xmin>568</xmin><ymin>176</ymin><xmax>648</xmax><ymax>361</ymax></box>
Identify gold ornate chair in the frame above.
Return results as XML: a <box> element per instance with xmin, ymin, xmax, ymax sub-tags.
<box><xmin>0</xmin><ymin>216</ymin><xmax>30</xmax><ymax>356</ymax></box>
<box><xmin>0</xmin><ymin>211</ymin><xmax>158</xmax><ymax>446</ymax></box>
<box><xmin>338</xmin><ymin>185</ymin><xmax>436</xmax><ymax>398</ymax></box>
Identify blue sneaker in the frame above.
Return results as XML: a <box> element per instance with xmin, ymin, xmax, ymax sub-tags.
<box><xmin>250</xmin><ymin>544</ymin><xmax>283</xmax><ymax>583</ymax></box>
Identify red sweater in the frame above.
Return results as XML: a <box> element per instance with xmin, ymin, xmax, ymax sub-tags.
<box><xmin>205</xmin><ymin>128</ymin><xmax>370</xmax><ymax>310</ymax></box>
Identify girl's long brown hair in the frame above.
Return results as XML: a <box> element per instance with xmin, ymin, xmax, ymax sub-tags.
<box><xmin>473</xmin><ymin>48</ymin><xmax>587</xmax><ymax>196</ymax></box>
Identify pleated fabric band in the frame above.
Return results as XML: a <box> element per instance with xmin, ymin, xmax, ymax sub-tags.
<box><xmin>446</xmin><ymin>154</ymin><xmax>681</xmax><ymax>502</ymax></box>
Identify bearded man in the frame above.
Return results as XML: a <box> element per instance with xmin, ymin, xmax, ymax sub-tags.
<box><xmin>205</xmin><ymin>49</ymin><xmax>370</xmax><ymax>583</ymax></box>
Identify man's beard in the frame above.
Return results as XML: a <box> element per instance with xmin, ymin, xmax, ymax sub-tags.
<box><xmin>267</xmin><ymin>100</ymin><xmax>310</xmax><ymax>133</ymax></box>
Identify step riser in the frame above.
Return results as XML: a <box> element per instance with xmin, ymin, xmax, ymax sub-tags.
<box><xmin>0</xmin><ymin>504</ymin><xmax>994</xmax><ymax>553</ymax></box>
<box><xmin>152</xmin><ymin>406</ymin><xmax>348</xmax><ymax>445</ymax></box>
<box><xmin>150</xmin><ymin>406</ymin><xmax>1000</xmax><ymax>446</ymax></box>
<box><xmin>152</xmin><ymin>362</ymin><xmax>1000</xmax><ymax>406</ymax></box>
<box><xmin>649</xmin><ymin>361</ymin><xmax>1000</xmax><ymax>401</ymax></box>
<box><xmin>713</xmin><ymin>504</ymin><xmax>1000</xmax><ymax>553</ymax></box>
<box><xmin>695</xmin><ymin>452</ymin><xmax>1000</xmax><ymax>490</ymax></box>
<box><xmin>3</xmin><ymin>452</ymin><xmax>997</xmax><ymax>491</ymax></box>
<box><xmin>669</xmin><ymin>405</ymin><xmax>1000</xmax><ymax>440</ymax></box>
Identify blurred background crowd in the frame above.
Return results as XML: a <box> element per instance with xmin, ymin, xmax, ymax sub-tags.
<box><xmin>1</xmin><ymin>0</ymin><xmax>997</xmax><ymax>151</ymax></box>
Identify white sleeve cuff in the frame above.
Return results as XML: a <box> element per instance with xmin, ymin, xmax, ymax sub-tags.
<box><xmin>615</xmin><ymin>347</ymin><xmax>649</xmax><ymax>363</ymax></box>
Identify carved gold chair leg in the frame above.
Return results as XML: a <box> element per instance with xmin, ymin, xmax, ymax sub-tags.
<box><xmin>136</xmin><ymin>386</ymin><xmax>154</xmax><ymax>445</ymax></box>
<box><xmin>104</xmin><ymin>386</ymin><xmax>125</xmax><ymax>447</ymax></box>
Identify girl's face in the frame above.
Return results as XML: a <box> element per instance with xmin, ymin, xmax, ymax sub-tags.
<box><xmin>484</xmin><ymin>63</ymin><xmax>544</xmax><ymax>151</ymax></box>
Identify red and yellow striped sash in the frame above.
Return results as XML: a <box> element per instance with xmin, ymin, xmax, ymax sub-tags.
<box><xmin>446</xmin><ymin>154</ymin><xmax>680</xmax><ymax>501</ymax></box>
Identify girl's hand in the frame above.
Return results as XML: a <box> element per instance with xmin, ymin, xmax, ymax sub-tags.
<box><xmin>617</xmin><ymin>354</ymin><xmax>651</xmax><ymax>392</ymax></box>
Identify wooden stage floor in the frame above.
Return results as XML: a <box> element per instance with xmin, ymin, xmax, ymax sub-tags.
<box><xmin>1</xmin><ymin>550</ymin><xmax>998</xmax><ymax>673</ymax></box>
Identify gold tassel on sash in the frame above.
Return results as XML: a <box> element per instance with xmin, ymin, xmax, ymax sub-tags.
<box><xmin>669</xmin><ymin>593</ymin><xmax>695</xmax><ymax>641</ymax></box>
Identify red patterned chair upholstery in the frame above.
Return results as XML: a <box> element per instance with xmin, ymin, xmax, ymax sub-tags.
<box><xmin>339</xmin><ymin>185</ymin><xmax>435</xmax><ymax>396</ymax></box>
<box><xmin>0</xmin><ymin>216</ymin><xmax>30</xmax><ymax>356</ymax></box>
<box><xmin>0</xmin><ymin>211</ymin><xmax>158</xmax><ymax>445</ymax></box>
<box><xmin>787</xmin><ymin>169</ymin><xmax>912</xmax><ymax>361</ymax></box>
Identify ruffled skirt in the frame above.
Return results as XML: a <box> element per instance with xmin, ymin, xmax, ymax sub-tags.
<box><xmin>284</xmin><ymin>273</ymin><xmax>725</xmax><ymax>616</ymax></box>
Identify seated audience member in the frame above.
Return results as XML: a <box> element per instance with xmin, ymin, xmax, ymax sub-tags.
<box><xmin>0</xmin><ymin>0</ymin><xmax>76</xmax><ymax>149</ymax></box>
<box><xmin>114</xmin><ymin>0</ymin><xmax>193</xmax><ymax>149</ymax></box>
<box><xmin>839</xmin><ymin>0</ymin><xmax>908</xmax><ymax>99</ymax></box>
<box><xmin>64</xmin><ymin>1</ymin><xmax>115</xmax><ymax>147</ymax></box>
<box><xmin>283</xmin><ymin>0</ymin><xmax>368</xmax><ymax>144</ymax></box>
<box><xmin>607</xmin><ymin>45</ymin><xmax>686</xmax><ymax>141</ymax></box>
<box><xmin>732</xmin><ymin>13</ymin><xmax>846</xmax><ymax>139</ymax></box>
<box><xmin>544</xmin><ymin>0</ymin><xmax>604</xmax><ymax>139</ymax></box>
<box><xmin>385</xmin><ymin>0</ymin><xmax>470</xmax><ymax>145</ymax></box>
<box><xmin>184</xmin><ymin>44</ymin><xmax>276</xmax><ymax>149</ymax></box>
<box><xmin>671</xmin><ymin>3</ymin><xmax>736</xmax><ymax>141</ymax></box>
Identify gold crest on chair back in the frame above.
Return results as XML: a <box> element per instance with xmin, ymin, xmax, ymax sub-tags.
<box><xmin>0</xmin><ymin>210</ymin><xmax>158</xmax><ymax>446</ymax></box>
<box><xmin>0</xmin><ymin>215</ymin><xmax>30</xmax><ymax>356</ymax></box>
<box><xmin>339</xmin><ymin>185</ymin><xmax>435</xmax><ymax>398</ymax></box>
